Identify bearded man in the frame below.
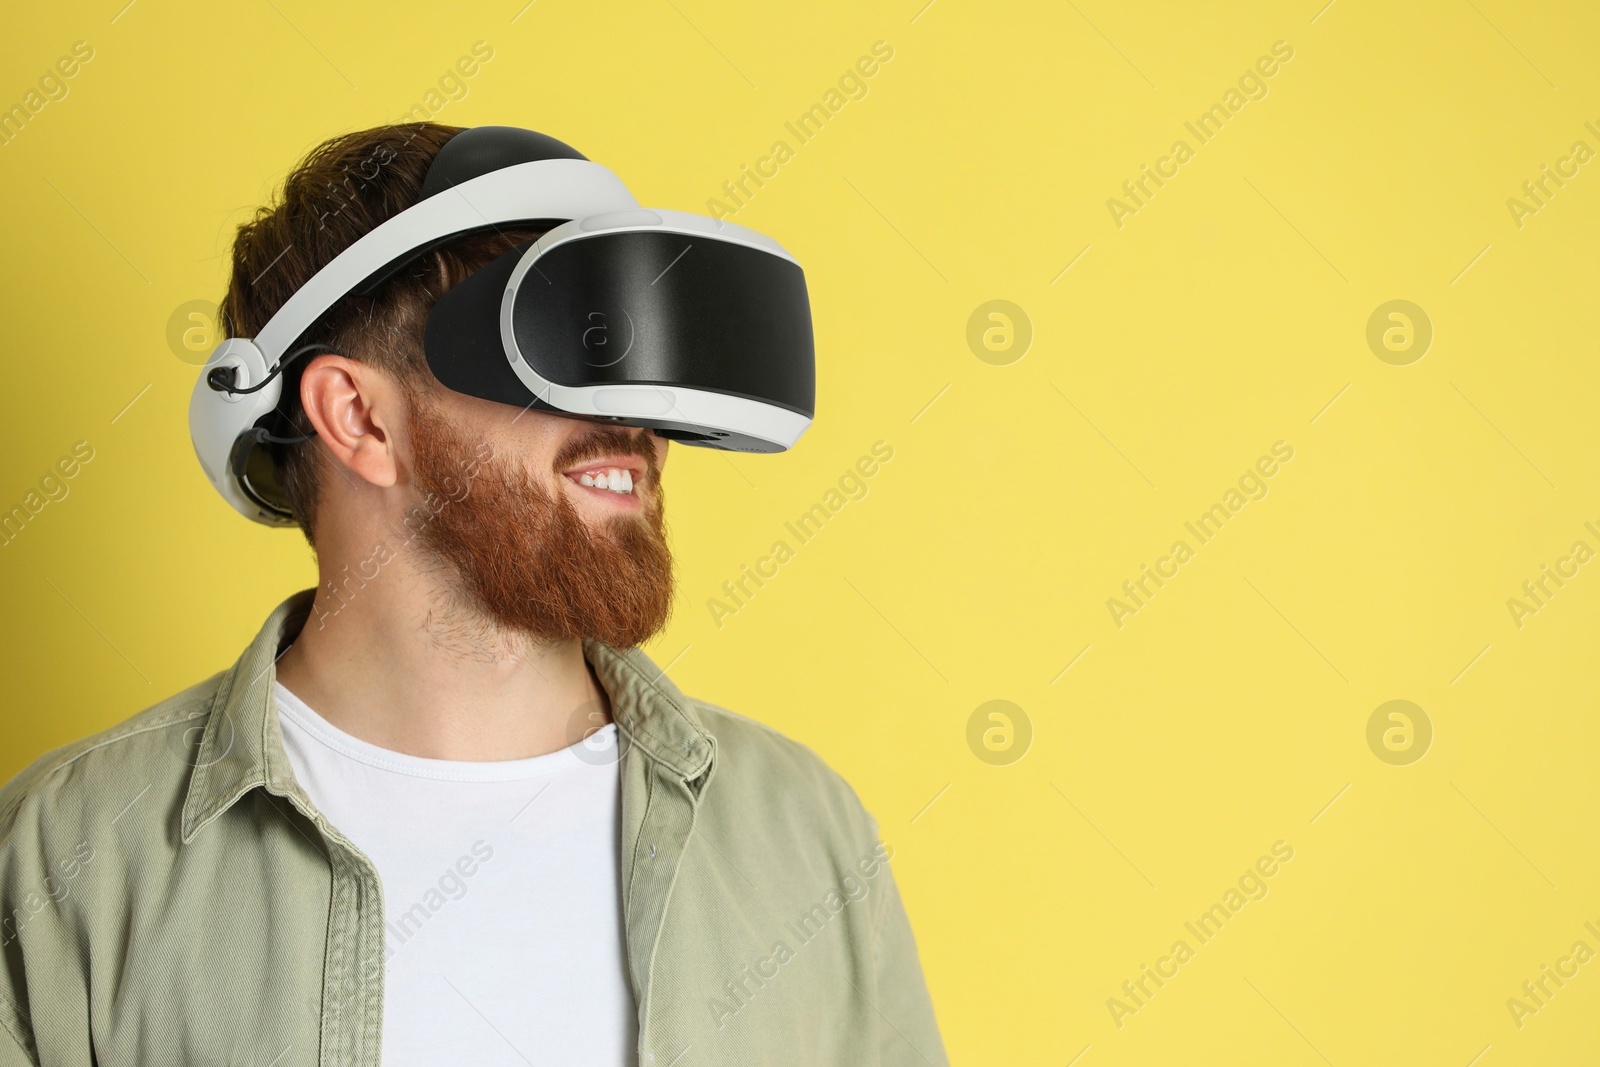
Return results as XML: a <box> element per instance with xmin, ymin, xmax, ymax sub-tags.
<box><xmin>0</xmin><ymin>124</ymin><xmax>945</xmax><ymax>1067</ymax></box>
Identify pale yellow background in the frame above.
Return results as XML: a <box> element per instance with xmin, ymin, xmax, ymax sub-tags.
<box><xmin>2</xmin><ymin>0</ymin><xmax>1598</xmax><ymax>1063</ymax></box>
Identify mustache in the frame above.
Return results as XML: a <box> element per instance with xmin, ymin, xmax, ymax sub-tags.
<box><xmin>553</xmin><ymin>425</ymin><xmax>658</xmax><ymax>472</ymax></box>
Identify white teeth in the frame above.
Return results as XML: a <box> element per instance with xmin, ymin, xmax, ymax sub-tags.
<box><xmin>573</xmin><ymin>467</ymin><xmax>634</xmax><ymax>495</ymax></box>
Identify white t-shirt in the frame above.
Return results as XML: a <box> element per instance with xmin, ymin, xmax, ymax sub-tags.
<box><xmin>275</xmin><ymin>680</ymin><xmax>637</xmax><ymax>1066</ymax></box>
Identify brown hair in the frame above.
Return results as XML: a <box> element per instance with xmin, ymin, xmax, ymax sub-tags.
<box><xmin>218</xmin><ymin>122</ymin><xmax>542</xmax><ymax>550</ymax></box>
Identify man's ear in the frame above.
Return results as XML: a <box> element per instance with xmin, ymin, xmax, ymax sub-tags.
<box><xmin>297</xmin><ymin>354</ymin><xmax>400</xmax><ymax>489</ymax></box>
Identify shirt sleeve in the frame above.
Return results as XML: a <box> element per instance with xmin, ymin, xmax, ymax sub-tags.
<box><xmin>0</xmin><ymin>993</ymin><xmax>35</xmax><ymax>1067</ymax></box>
<box><xmin>868</xmin><ymin>830</ymin><xmax>949</xmax><ymax>1067</ymax></box>
<box><xmin>0</xmin><ymin>813</ymin><xmax>37</xmax><ymax>1067</ymax></box>
<box><xmin>1</xmin><ymin>767</ymin><xmax>48</xmax><ymax>1067</ymax></box>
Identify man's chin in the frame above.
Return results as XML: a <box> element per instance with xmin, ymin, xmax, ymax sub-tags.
<box><xmin>577</xmin><ymin>495</ymin><xmax>667</xmax><ymax>540</ymax></box>
<box><xmin>406</xmin><ymin>403</ymin><xmax>673</xmax><ymax>648</ymax></box>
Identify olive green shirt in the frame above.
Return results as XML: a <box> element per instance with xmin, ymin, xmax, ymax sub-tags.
<box><xmin>0</xmin><ymin>588</ymin><xmax>946</xmax><ymax>1066</ymax></box>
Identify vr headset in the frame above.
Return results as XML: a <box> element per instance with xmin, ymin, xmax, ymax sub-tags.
<box><xmin>188</xmin><ymin>125</ymin><xmax>816</xmax><ymax>526</ymax></box>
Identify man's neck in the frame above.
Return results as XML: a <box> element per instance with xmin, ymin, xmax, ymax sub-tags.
<box><xmin>273</xmin><ymin>566</ymin><xmax>612</xmax><ymax>762</ymax></box>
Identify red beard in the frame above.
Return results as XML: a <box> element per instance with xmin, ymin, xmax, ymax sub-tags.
<box><xmin>403</xmin><ymin>393</ymin><xmax>675</xmax><ymax>649</ymax></box>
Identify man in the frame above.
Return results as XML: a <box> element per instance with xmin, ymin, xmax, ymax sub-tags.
<box><xmin>0</xmin><ymin>124</ymin><xmax>945</xmax><ymax>1066</ymax></box>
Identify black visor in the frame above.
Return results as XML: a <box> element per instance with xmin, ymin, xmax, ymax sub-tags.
<box><xmin>425</xmin><ymin>229</ymin><xmax>815</xmax><ymax>420</ymax></box>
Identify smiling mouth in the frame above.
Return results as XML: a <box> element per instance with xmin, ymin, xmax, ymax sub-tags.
<box><xmin>559</xmin><ymin>452</ymin><xmax>653</xmax><ymax>508</ymax></box>
<box><xmin>566</xmin><ymin>465</ymin><xmax>636</xmax><ymax>495</ymax></box>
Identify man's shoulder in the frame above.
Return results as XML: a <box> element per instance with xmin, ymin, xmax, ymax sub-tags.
<box><xmin>685</xmin><ymin>697</ymin><xmax>880</xmax><ymax>842</ymax></box>
<box><xmin>0</xmin><ymin>671</ymin><xmax>226</xmax><ymax>844</ymax></box>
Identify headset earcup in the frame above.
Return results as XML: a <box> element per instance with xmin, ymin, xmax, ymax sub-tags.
<box><xmin>188</xmin><ymin>338</ymin><xmax>290</xmax><ymax>525</ymax></box>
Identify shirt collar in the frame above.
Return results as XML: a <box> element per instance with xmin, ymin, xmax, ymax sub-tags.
<box><xmin>180</xmin><ymin>586</ymin><xmax>715</xmax><ymax>843</ymax></box>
